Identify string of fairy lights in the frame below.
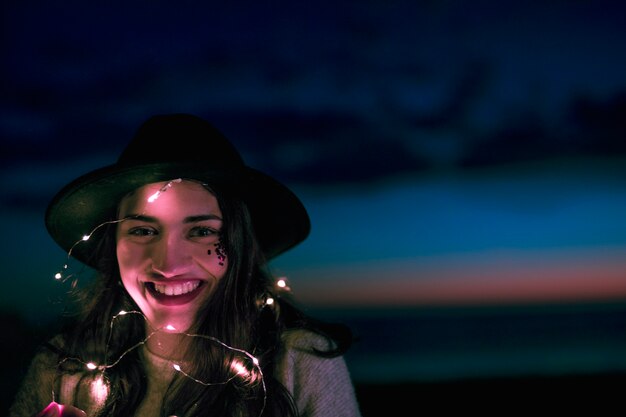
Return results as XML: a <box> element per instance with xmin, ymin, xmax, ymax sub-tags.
<box><xmin>53</xmin><ymin>308</ymin><xmax>274</xmax><ymax>415</ymax></box>
<box><xmin>49</xmin><ymin>179</ymin><xmax>291</xmax><ymax>416</ymax></box>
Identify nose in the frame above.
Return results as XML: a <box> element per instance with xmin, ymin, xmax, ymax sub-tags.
<box><xmin>149</xmin><ymin>233</ymin><xmax>191</xmax><ymax>278</ymax></box>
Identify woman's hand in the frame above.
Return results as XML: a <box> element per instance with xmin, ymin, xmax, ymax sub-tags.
<box><xmin>33</xmin><ymin>401</ymin><xmax>86</xmax><ymax>417</ymax></box>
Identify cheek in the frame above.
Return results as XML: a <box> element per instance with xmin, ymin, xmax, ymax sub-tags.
<box><xmin>116</xmin><ymin>243</ymin><xmax>148</xmax><ymax>299</ymax></box>
<box><xmin>116</xmin><ymin>242</ymin><xmax>144</xmax><ymax>276</ymax></box>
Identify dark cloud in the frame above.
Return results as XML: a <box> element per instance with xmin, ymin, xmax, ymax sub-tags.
<box><xmin>2</xmin><ymin>0</ymin><xmax>626</xmax><ymax>190</ymax></box>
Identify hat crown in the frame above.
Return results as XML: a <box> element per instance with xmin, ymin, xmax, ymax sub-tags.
<box><xmin>45</xmin><ymin>113</ymin><xmax>310</xmax><ymax>266</ymax></box>
<box><xmin>118</xmin><ymin>114</ymin><xmax>244</xmax><ymax>168</ymax></box>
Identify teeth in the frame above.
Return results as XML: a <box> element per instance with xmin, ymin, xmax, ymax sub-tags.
<box><xmin>153</xmin><ymin>281</ymin><xmax>200</xmax><ymax>296</ymax></box>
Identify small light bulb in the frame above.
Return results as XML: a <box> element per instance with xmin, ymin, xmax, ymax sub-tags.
<box><xmin>173</xmin><ymin>364</ymin><xmax>181</xmax><ymax>371</ymax></box>
<box><xmin>82</xmin><ymin>235</ymin><xmax>90</xmax><ymax>241</ymax></box>
<box><xmin>147</xmin><ymin>191</ymin><xmax>160</xmax><ymax>203</ymax></box>
<box><xmin>86</xmin><ymin>362</ymin><xmax>97</xmax><ymax>370</ymax></box>
<box><xmin>231</xmin><ymin>360</ymin><xmax>248</xmax><ymax>376</ymax></box>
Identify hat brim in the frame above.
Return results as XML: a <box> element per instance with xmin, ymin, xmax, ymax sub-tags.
<box><xmin>45</xmin><ymin>162</ymin><xmax>310</xmax><ymax>268</ymax></box>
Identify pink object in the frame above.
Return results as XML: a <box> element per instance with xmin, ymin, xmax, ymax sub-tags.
<box><xmin>34</xmin><ymin>401</ymin><xmax>86</xmax><ymax>417</ymax></box>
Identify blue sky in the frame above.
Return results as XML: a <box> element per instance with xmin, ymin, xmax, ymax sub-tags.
<box><xmin>2</xmin><ymin>0</ymin><xmax>626</xmax><ymax>319</ymax></box>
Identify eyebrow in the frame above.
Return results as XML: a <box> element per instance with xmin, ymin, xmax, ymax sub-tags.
<box><xmin>123</xmin><ymin>214</ymin><xmax>223</xmax><ymax>223</ymax></box>
<box><xmin>184</xmin><ymin>214</ymin><xmax>223</xmax><ymax>223</ymax></box>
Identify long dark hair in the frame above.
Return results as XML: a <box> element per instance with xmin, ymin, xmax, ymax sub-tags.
<box><xmin>52</xmin><ymin>182</ymin><xmax>353</xmax><ymax>417</ymax></box>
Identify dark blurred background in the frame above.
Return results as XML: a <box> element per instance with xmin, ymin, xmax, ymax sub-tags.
<box><xmin>2</xmin><ymin>1</ymin><xmax>626</xmax><ymax>415</ymax></box>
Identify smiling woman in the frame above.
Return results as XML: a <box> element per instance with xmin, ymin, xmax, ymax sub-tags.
<box><xmin>116</xmin><ymin>181</ymin><xmax>228</xmax><ymax>335</ymax></box>
<box><xmin>9</xmin><ymin>114</ymin><xmax>362</xmax><ymax>417</ymax></box>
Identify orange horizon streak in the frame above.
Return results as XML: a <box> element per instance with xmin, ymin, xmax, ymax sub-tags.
<box><xmin>284</xmin><ymin>248</ymin><xmax>626</xmax><ymax>307</ymax></box>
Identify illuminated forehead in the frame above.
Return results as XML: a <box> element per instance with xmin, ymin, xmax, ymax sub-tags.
<box><xmin>118</xmin><ymin>179</ymin><xmax>221</xmax><ymax>218</ymax></box>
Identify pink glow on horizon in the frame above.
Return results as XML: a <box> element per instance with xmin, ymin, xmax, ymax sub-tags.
<box><xmin>288</xmin><ymin>247</ymin><xmax>626</xmax><ymax>307</ymax></box>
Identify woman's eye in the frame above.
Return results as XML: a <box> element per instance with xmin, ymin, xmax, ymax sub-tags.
<box><xmin>128</xmin><ymin>227</ymin><xmax>157</xmax><ymax>236</ymax></box>
<box><xmin>189</xmin><ymin>227</ymin><xmax>218</xmax><ymax>238</ymax></box>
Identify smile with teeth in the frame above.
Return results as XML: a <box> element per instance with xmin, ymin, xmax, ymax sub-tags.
<box><xmin>152</xmin><ymin>281</ymin><xmax>201</xmax><ymax>296</ymax></box>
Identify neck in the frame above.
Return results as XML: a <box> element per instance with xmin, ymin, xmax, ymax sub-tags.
<box><xmin>145</xmin><ymin>325</ymin><xmax>192</xmax><ymax>362</ymax></box>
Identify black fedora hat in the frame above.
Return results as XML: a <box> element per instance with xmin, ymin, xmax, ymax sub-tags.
<box><xmin>45</xmin><ymin>113</ymin><xmax>311</xmax><ymax>268</ymax></box>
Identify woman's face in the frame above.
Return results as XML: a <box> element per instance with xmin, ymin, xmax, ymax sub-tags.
<box><xmin>116</xmin><ymin>180</ymin><xmax>228</xmax><ymax>332</ymax></box>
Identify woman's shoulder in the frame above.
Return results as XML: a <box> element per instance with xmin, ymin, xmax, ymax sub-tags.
<box><xmin>18</xmin><ymin>334</ymin><xmax>66</xmax><ymax>380</ymax></box>
<box><xmin>280</xmin><ymin>328</ymin><xmax>338</xmax><ymax>352</ymax></box>
<box><xmin>47</xmin><ymin>333</ymin><xmax>67</xmax><ymax>347</ymax></box>
<box><xmin>275</xmin><ymin>331</ymin><xmax>362</xmax><ymax>416</ymax></box>
<box><xmin>9</xmin><ymin>334</ymin><xmax>66</xmax><ymax>416</ymax></box>
<box><xmin>29</xmin><ymin>334</ymin><xmax>66</xmax><ymax>365</ymax></box>
<box><xmin>276</xmin><ymin>327</ymin><xmax>353</xmax><ymax>386</ymax></box>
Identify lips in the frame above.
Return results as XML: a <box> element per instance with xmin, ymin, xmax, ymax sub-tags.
<box><xmin>146</xmin><ymin>280</ymin><xmax>205</xmax><ymax>306</ymax></box>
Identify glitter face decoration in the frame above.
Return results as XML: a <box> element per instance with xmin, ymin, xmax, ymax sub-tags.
<box><xmin>214</xmin><ymin>237</ymin><xmax>227</xmax><ymax>266</ymax></box>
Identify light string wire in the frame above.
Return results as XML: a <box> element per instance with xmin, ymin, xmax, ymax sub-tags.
<box><xmin>52</xmin><ymin>309</ymin><xmax>270</xmax><ymax>417</ymax></box>
<box><xmin>55</xmin><ymin>179</ymin><xmax>182</xmax><ymax>282</ymax></box>
<box><xmin>50</xmin><ymin>178</ymin><xmax>290</xmax><ymax>416</ymax></box>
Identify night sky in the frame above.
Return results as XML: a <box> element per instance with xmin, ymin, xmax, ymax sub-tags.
<box><xmin>2</xmin><ymin>0</ymin><xmax>626</xmax><ymax>392</ymax></box>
